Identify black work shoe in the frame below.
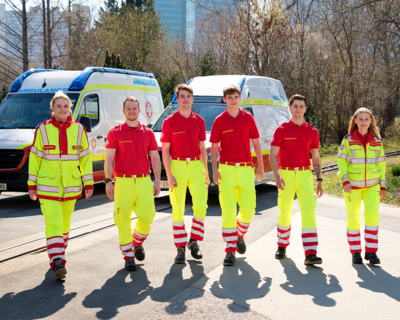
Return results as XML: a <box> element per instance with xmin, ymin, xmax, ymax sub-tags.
<box><xmin>237</xmin><ymin>237</ymin><xmax>246</xmax><ymax>254</ymax></box>
<box><xmin>365</xmin><ymin>252</ymin><xmax>380</xmax><ymax>265</ymax></box>
<box><xmin>223</xmin><ymin>252</ymin><xmax>236</xmax><ymax>266</ymax></box>
<box><xmin>352</xmin><ymin>252</ymin><xmax>363</xmax><ymax>264</ymax></box>
<box><xmin>275</xmin><ymin>247</ymin><xmax>286</xmax><ymax>259</ymax></box>
<box><xmin>134</xmin><ymin>245</ymin><xmax>145</xmax><ymax>261</ymax></box>
<box><xmin>187</xmin><ymin>239</ymin><xmax>202</xmax><ymax>260</ymax></box>
<box><xmin>174</xmin><ymin>246</ymin><xmax>186</xmax><ymax>264</ymax></box>
<box><xmin>125</xmin><ymin>257</ymin><xmax>137</xmax><ymax>271</ymax></box>
<box><xmin>304</xmin><ymin>254</ymin><xmax>323</xmax><ymax>265</ymax></box>
<box><xmin>53</xmin><ymin>258</ymin><xmax>67</xmax><ymax>279</ymax></box>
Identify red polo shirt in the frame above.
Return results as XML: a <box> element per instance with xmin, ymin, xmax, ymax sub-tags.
<box><xmin>160</xmin><ymin>111</ymin><xmax>206</xmax><ymax>158</ymax></box>
<box><xmin>210</xmin><ymin>109</ymin><xmax>259</xmax><ymax>163</ymax></box>
<box><xmin>271</xmin><ymin>119</ymin><xmax>319</xmax><ymax>167</ymax></box>
<box><xmin>106</xmin><ymin>122</ymin><xmax>158</xmax><ymax>175</ymax></box>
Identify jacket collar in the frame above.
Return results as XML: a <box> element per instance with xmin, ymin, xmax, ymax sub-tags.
<box><xmin>174</xmin><ymin>110</ymin><xmax>196</xmax><ymax>120</ymax></box>
<box><xmin>351</xmin><ymin>129</ymin><xmax>375</xmax><ymax>143</ymax></box>
<box><xmin>222</xmin><ymin>108</ymin><xmax>244</xmax><ymax>119</ymax></box>
<box><xmin>289</xmin><ymin>118</ymin><xmax>308</xmax><ymax>127</ymax></box>
<box><xmin>51</xmin><ymin>114</ymin><xmax>73</xmax><ymax>129</ymax></box>
<box><xmin>122</xmin><ymin>121</ymin><xmax>144</xmax><ymax>131</ymax></box>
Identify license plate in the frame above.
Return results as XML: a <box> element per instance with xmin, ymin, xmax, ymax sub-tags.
<box><xmin>160</xmin><ymin>181</ymin><xmax>169</xmax><ymax>189</ymax></box>
<box><xmin>0</xmin><ymin>183</ymin><xmax>6</xmax><ymax>191</ymax></box>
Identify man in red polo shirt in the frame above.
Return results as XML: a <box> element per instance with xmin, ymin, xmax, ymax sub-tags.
<box><xmin>210</xmin><ymin>84</ymin><xmax>265</xmax><ymax>266</ymax></box>
<box><xmin>161</xmin><ymin>84</ymin><xmax>209</xmax><ymax>264</ymax></box>
<box><xmin>270</xmin><ymin>94</ymin><xmax>323</xmax><ymax>265</ymax></box>
<box><xmin>105</xmin><ymin>96</ymin><xmax>161</xmax><ymax>271</ymax></box>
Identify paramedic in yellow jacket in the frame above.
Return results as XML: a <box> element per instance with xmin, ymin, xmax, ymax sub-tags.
<box><xmin>337</xmin><ymin>107</ymin><xmax>386</xmax><ymax>265</ymax></box>
<box><xmin>28</xmin><ymin>91</ymin><xmax>94</xmax><ymax>279</ymax></box>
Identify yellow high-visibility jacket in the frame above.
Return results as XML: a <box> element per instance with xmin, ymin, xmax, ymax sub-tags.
<box><xmin>337</xmin><ymin>130</ymin><xmax>386</xmax><ymax>190</ymax></box>
<box><xmin>28</xmin><ymin>115</ymin><xmax>94</xmax><ymax>201</ymax></box>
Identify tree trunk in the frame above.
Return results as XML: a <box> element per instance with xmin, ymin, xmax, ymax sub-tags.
<box><xmin>42</xmin><ymin>0</ymin><xmax>47</xmax><ymax>68</ymax></box>
<box><xmin>46</xmin><ymin>0</ymin><xmax>52</xmax><ymax>68</ymax></box>
<box><xmin>22</xmin><ymin>0</ymin><xmax>28</xmax><ymax>71</ymax></box>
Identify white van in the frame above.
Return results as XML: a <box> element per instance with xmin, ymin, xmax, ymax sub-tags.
<box><xmin>151</xmin><ymin>75</ymin><xmax>290</xmax><ymax>190</ymax></box>
<box><xmin>0</xmin><ymin>67</ymin><xmax>164</xmax><ymax>192</ymax></box>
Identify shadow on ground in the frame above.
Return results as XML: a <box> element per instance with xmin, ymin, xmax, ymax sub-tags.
<box><xmin>0</xmin><ymin>269</ymin><xmax>77</xmax><ymax>319</ymax></box>
<box><xmin>279</xmin><ymin>258</ymin><xmax>342</xmax><ymax>306</ymax></box>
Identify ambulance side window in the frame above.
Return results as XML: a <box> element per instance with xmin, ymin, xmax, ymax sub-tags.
<box><xmin>79</xmin><ymin>94</ymin><xmax>99</xmax><ymax>127</ymax></box>
<box><xmin>243</xmin><ymin>107</ymin><xmax>254</xmax><ymax>116</ymax></box>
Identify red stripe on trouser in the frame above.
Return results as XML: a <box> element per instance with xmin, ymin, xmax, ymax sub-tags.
<box><xmin>120</xmin><ymin>241</ymin><xmax>135</xmax><ymax>261</ymax></box>
<box><xmin>365</xmin><ymin>227</ymin><xmax>378</xmax><ymax>253</ymax></box>
<box><xmin>277</xmin><ymin>225</ymin><xmax>291</xmax><ymax>248</ymax></box>
<box><xmin>223</xmin><ymin>229</ymin><xmax>238</xmax><ymax>253</ymax></box>
<box><xmin>63</xmin><ymin>232</ymin><xmax>69</xmax><ymax>249</ymax></box>
<box><xmin>47</xmin><ymin>236</ymin><xmax>66</xmax><ymax>269</ymax></box>
<box><xmin>132</xmin><ymin>229</ymin><xmax>148</xmax><ymax>247</ymax></box>
<box><xmin>173</xmin><ymin>224</ymin><xmax>187</xmax><ymax>247</ymax></box>
<box><xmin>302</xmin><ymin>231</ymin><xmax>318</xmax><ymax>257</ymax></box>
<box><xmin>190</xmin><ymin>217</ymin><xmax>204</xmax><ymax>241</ymax></box>
<box><xmin>237</xmin><ymin>220</ymin><xmax>250</xmax><ymax>238</ymax></box>
<box><xmin>347</xmin><ymin>230</ymin><xmax>361</xmax><ymax>254</ymax></box>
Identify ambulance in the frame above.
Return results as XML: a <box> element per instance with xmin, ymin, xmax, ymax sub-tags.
<box><xmin>151</xmin><ymin>75</ymin><xmax>291</xmax><ymax>190</ymax></box>
<box><xmin>0</xmin><ymin>67</ymin><xmax>164</xmax><ymax>193</ymax></box>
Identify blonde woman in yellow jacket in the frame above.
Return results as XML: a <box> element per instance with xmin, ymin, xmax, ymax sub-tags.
<box><xmin>28</xmin><ymin>91</ymin><xmax>94</xmax><ymax>279</ymax></box>
<box><xmin>337</xmin><ymin>108</ymin><xmax>386</xmax><ymax>265</ymax></box>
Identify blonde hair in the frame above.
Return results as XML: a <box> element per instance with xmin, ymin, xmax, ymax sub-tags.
<box><xmin>349</xmin><ymin>107</ymin><xmax>381</xmax><ymax>139</ymax></box>
<box><xmin>123</xmin><ymin>96</ymin><xmax>140</xmax><ymax>109</ymax></box>
<box><xmin>50</xmin><ymin>91</ymin><xmax>72</xmax><ymax>109</ymax></box>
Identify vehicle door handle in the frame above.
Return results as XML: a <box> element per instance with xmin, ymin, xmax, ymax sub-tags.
<box><xmin>97</xmin><ymin>135</ymin><xmax>103</xmax><ymax>139</ymax></box>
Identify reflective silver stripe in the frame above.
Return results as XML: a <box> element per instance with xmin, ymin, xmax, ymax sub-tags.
<box><xmin>64</xmin><ymin>186</ymin><xmax>82</xmax><ymax>193</ymax></box>
<box><xmin>30</xmin><ymin>146</ymin><xmax>45</xmax><ymax>158</ymax></box>
<box><xmin>351</xmin><ymin>150</ymin><xmax>356</xmax><ymax>159</ymax></box>
<box><xmin>338</xmin><ymin>153</ymin><xmax>350</xmax><ymax>162</ymax></box>
<box><xmin>380</xmin><ymin>180</ymin><xmax>387</xmax><ymax>186</ymax></box>
<box><xmin>376</xmin><ymin>156</ymin><xmax>386</xmax><ymax>162</ymax></box>
<box><xmin>37</xmin><ymin>184</ymin><xmax>60</xmax><ymax>193</ymax></box>
<box><xmin>28</xmin><ymin>174</ymin><xmax>37</xmax><ymax>182</ymax></box>
<box><xmin>350</xmin><ymin>158</ymin><xmax>378</xmax><ymax>164</ymax></box>
<box><xmin>61</xmin><ymin>154</ymin><xmax>80</xmax><ymax>161</ymax></box>
<box><xmin>351</xmin><ymin>159</ymin><xmax>364</xmax><ymax>164</ymax></box>
<box><xmin>39</xmin><ymin>124</ymin><xmax>49</xmax><ymax>156</ymax></box>
<box><xmin>77</xmin><ymin>125</ymin><xmax>83</xmax><ymax>156</ymax></box>
<box><xmin>341</xmin><ymin>174</ymin><xmax>349</xmax><ymax>182</ymax></box>
<box><xmin>80</xmin><ymin>148</ymin><xmax>90</xmax><ymax>158</ymax></box>
<box><xmin>366</xmin><ymin>158</ymin><xmax>376</xmax><ymax>164</ymax></box>
<box><xmin>44</xmin><ymin>154</ymin><xmax>61</xmax><ymax>161</ymax></box>
<box><xmin>82</xmin><ymin>174</ymin><xmax>93</xmax><ymax>182</ymax></box>
<box><xmin>376</xmin><ymin>150</ymin><xmax>379</xmax><ymax>159</ymax></box>
<box><xmin>374</xmin><ymin>137</ymin><xmax>379</xmax><ymax>142</ymax></box>
<box><xmin>349</xmin><ymin>178</ymin><xmax>380</xmax><ymax>187</ymax></box>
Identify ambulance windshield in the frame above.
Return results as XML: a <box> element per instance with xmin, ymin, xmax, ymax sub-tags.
<box><xmin>0</xmin><ymin>93</ymin><xmax>79</xmax><ymax>129</ymax></box>
<box><xmin>152</xmin><ymin>103</ymin><xmax>227</xmax><ymax>132</ymax></box>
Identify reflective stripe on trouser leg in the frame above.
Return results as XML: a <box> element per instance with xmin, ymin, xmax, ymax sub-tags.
<box><xmin>223</xmin><ymin>227</ymin><xmax>238</xmax><ymax>252</ymax></box>
<box><xmin>365</xmin><ymin>225</ymin><xmax>379</xmax><ymax>253</ymax></box>
<box><xmin>170</xmin><ymin>160</ymin><xmax>189</xmax><ymax>247</ymax></box>
<box><xmin>237</xmin><ymin>220</ymin><xmax>250</xmax><ymax>238</ymax></box>
<box><xmin>347</xmin><ymin>229</ymin><xmax>361</xmax><ymax>253</ymax></box>
<box><xmin>363</xmin><ymin>185</ymin><xmax>380</xmax><ymax>253</ymax></box>
<box><xmin>277</xmin><ymin>225</ymin><xmax>291</xmax><ymax>248</ymax></box>
<box><xmin>120</xmin><ymin>242</ymin><xmax>135</xmax><ymax>260</ymax></box>
<box><xmin>302</xmin><ymin>229</ymin><xmax>318</xmax><ymax>256</ymax></box>
<box><xmin>187</xmin><ymin>160</ymin><xmax>208</xmax><ymax>241</ymax></box>
<box><xmin>40</xmin><ymin>199</ymin><xmax>75</xmax><ymax>267</ymax></box>
<box><xmin>63</xmin><ymin>233</ymin><xmax>69</xmax><ymax>249</ymax></box>
<box><xmin>132</xmin><ymin>229</ymin><xmax>148</xmax><ymax>247</ymax></box>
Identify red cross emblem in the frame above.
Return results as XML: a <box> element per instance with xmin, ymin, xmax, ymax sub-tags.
<box><xmin>91</xmin><ymin>138</ymin><xmax>96</xmax><ymax>149</ymax></box>
<box><xmin>146</xmin><ymin>102</ymin><xmax>153</xmax><ymax>118</ymax></box>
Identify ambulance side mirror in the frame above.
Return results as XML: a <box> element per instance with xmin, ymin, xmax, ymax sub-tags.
<box><xmin>79</xmin><ymin>116</ymin><xmax>92</xmax><ymax>133</ymax></box>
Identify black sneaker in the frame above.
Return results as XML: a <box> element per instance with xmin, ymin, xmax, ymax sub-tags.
<box><xmin>352</xmin><ymin>252</ymin><xmax>363</xmax><ymax>264</ymax></box>
<box><xmin>134</xmin><ymin>245</ymin><xmax>145</xmax><ymax>261</ymax></box>
<box><xmin>275</xmin><ymin>247</ymin><xmax>286</xmax><ymax>259</ymax></box>
<box><xmin>365</xmin><ymin>252</ymin><xmax>380</xmax><ymax>265</ymax></box>
<box><xmin>237</xmin><ymin>237</ymin><xmax>246</xmax><ymax>254</ymax></box>
<box><xmin>187</xmin><ymin>239</ymin><xmax>202</xmax><ymax>260</ymax></box>
<box><xmin>304</xmin><ymin>254</ymin><xmax>323</xmax><ymax>265</ymax></box>
<box><xmin>53</xmin><ymin>258</ymin><xmax>67</xmax><ymax>279</ymax></box>
<box><xmin>174</xmin><ymin>246</ymin><xmax>186</xmax><ymax>264</ymax></box>
<box><xmin>223</xmin><ymin>252</ymin><xmax>236</xmax><ymax>266</ymax></box>
<box><xmin>125</xmin><ymin>257</ymin><xmax>137</xmax><ymax>271</ymax></box>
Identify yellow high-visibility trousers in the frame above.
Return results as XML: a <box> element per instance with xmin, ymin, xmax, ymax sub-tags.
<box><xmin>114</xmin><ymin>176</ymin><xmax>156</xmax><ymax>260</ymax></box>
<box><xmin>218</xmin><ymin>164</ymin><xmax>256</xmax><ymax>253</ymax></box>
<box><xmin>276</xmin><ymin>169</ymin><xmax>318</xmax><ymax>256</ymax></box>
<box><xmin>39</xmin><ymin>199</ymin><xmax>76</xmax><ymax>267</ymax></box>
<box><xmin>170</xmin><ymin>159</ymin><xmax>208</xmax><ymax>247</ymax></box>
<box><xmin>344</xmin><ymin>184</ymin><xmax>380</xmax><ymax>254</ymax></box>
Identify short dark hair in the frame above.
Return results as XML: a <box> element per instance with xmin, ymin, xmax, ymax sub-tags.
<box><xmin>289</xmin><ymin>94</ymin><xmax>307</xmax><ymax>106</ymax></box>
<box><xmin>175</xmin><ymin>84</ymin><xmax>193</xmax><ymax>96</ymax></box>
<box><xmin>223</xmin><ymin>84</ymin><xmax>241</xmax><ymax>98</ymax></box>
<box><xmin>123</xmin><ymin>96</ymin><xmax>139</xmax><ymax>109</ymax></box>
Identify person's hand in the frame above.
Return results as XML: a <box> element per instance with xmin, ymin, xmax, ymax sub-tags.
<box><xmin>316</xmin><ymin>181</ymin><xmax>323</xmax><ymax>198</ymax></box>
<box><xmin>154</xmin><ymin>181</ymin><xmax>161</xmax><ymax>198</ymax></box>
<box><xmin>343</xmin><ymin>184</ymin><xmax>352</xmax><ymax>194</ymax></box>
<box><xmin>380</xmin><ymin>189</ymin><xmax>386</xmax><ymax>200</ymax></box>
<box><xmin>205</xmin><ymin>172</ymin><xmax>210</xmax><ymax>186</ymax></box>
<box><xmin>213</xmin><ymin>169</ymin><xmax>221</xmax><ymax>185</ymax></box>
<box><xmin>275</xmin><ymin>174</ymin><xmax>285</xmax><ymax>191</ymax></box>
<box><xmin>29</xmin><ymin>189</ymin><xmax>38</xmax><ymax>201</ymax></box>
<box><xmin>106</xmin><ymin>182</ymin><xmax>114</xmax><ymax>200</ymax></box>
<box><xmin>85</xmin><ymin>189</ymin><xmax>93</xmax><ymax>199</ymax></box>
<box><xmin>168</xmin><ymin>174</ymin><xmax>178</xmax><ymax>188</ymax></box>
<box><xmin>256</xmin><ymin>166</ymin><xmax>265</xmax><ymax>182</ymax></box>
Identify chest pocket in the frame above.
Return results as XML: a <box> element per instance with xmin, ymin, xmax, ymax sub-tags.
<box><xmin>349</xmin><ymin>145</ymin><xmax>362</xmax><ymax>159</ymax></box>
<box><xmin>369</xmin><ymin>146</ymin><xmax>381</xmax><ymax>159</ymax></box>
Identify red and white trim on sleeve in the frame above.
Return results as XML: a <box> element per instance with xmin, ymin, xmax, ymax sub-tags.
<box><xmin>347</xmin><ymin>229</ymin><xmax>361</xmax><ymax>253</ymax></box>
<box><xmin>302</xmin><ymin>228</ymin><xmax>318</xmax><ymax>256</ymax></box>
<box><xmin>47</xmin><ymin>236</ymin><xmax>66</xmax><ymax>268</ymax></box>
<box><xmin>132</xmin><ymin>229</ymin><xmax>148</xmax><ymax>247</ymax></box>
<box><xmin>63</xmin><ymin>232</ymin><xmax>69</xmax><ymax>249</ymax></box>
<box><xmin>237</xmin><ymin>220</ymin><xmax>250</xmax><ymax>238</ymax></box>
<box><xmin>365</xmin><ymin>225</ymin><xmax>379</xmax><ymax>253</ymax></box>
<box><xmin>120</xmin><ymin>241</ymin><xmax>135</xmax><ymax>261</ymax></box>
<box><xmin>173</xmin><ymin>221</ymin><xmax>187</xmax><ymax>247</ymax></box>
<box><xmin>28</xmin><ymin>174</ymin><xmax>38</xmax><ymax>183</ymax></box>
<box><xmin>190</xmin><ymin>216</ymin><xmax>204</xmax><ymax>241</ymax></box>
<box><xmin>277</xmin><ymin>224</ymin><xmax>291</xmax><ymax>248</ymax></box>
<box><xmin>222</xmin><ymin>227</ymin><xmax>238</xmax><ymax>253</ymax></box>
